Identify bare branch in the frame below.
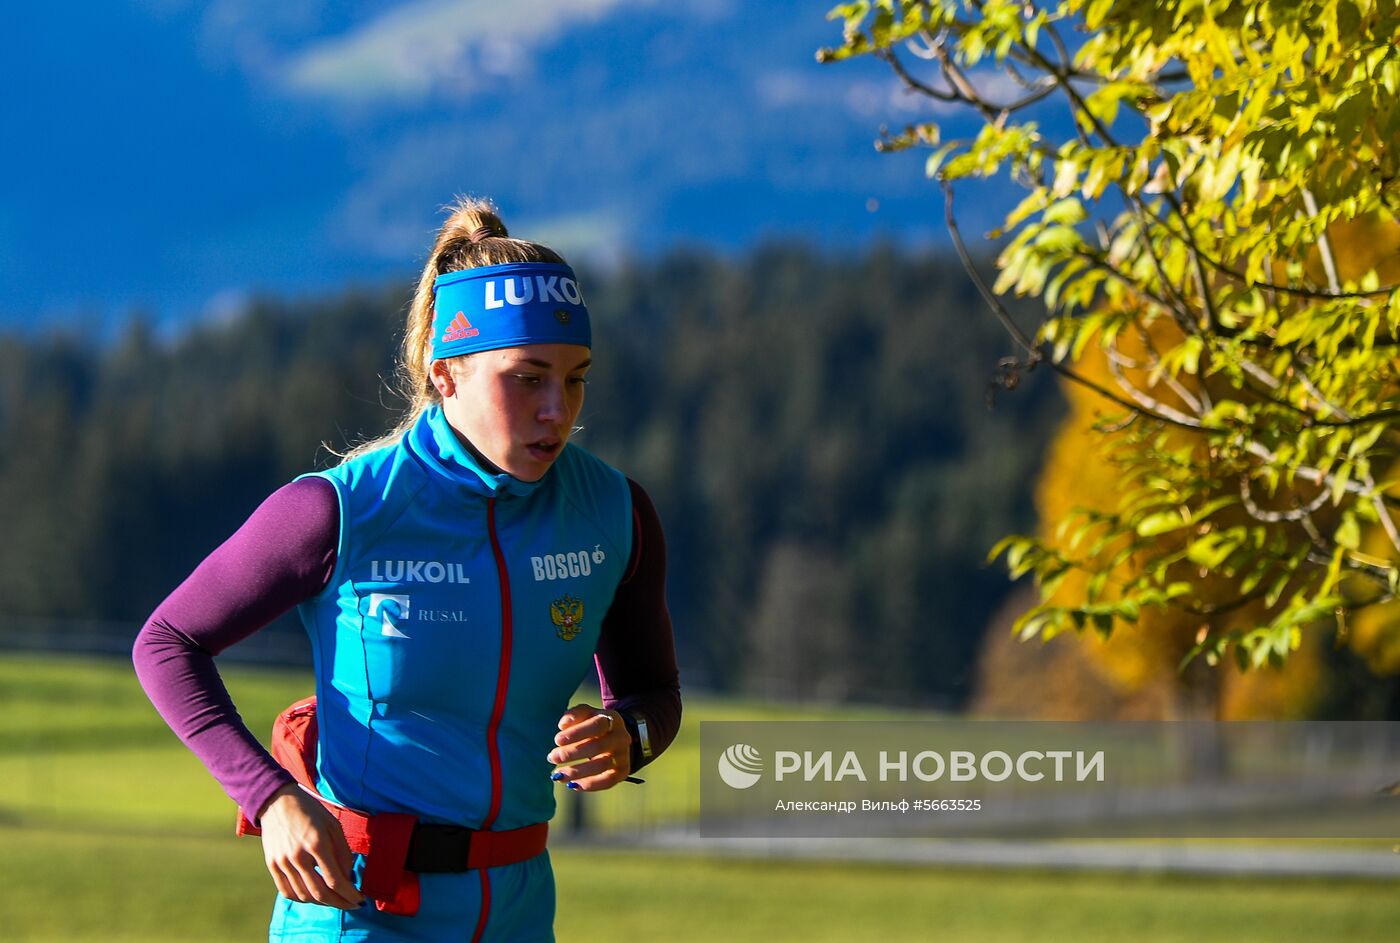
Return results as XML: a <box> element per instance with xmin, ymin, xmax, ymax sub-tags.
<box><xmin>1301</xmin><ymin>189</ymin><xmax>1342</xmax><ymax>294</ymax></box>
<box><xmin>1039</xmin><ymin>16</ymin><xmax>1072</xmax><ymax>71</ymax></box>
<box><xmin>1242</xmin><ymin>440</ymin><xmax>1400</xmax><ymax>510</ymax></box>
<box><xmin>1291</xmin><ymin>374</ymin><xmax>1400</xmax><ymax>556</ymax></box>
<box><xmin>1239</xmin><ymin>351</ymin><xmax>1400</xmax><ymax>553</ymax></box>
<box><xmin>942</xmin><ymin>179</ymin><xmax>1214</xmax><ymax>432</ymax></box>
<box><xmin>877</xmin><ymin>47</ymin><xmax>961</xmax><ymax>102</ymax></box>
<box><xmin>937</xmin><ymin>51</ymin><xmax>1000</xmax><ymax>120</ymax></box>
<box><xmin>903</xmin><ymin>28</ymin><xmax>944</xmax><ymax>61</ymax></box>
<box><xmin>1098</xmin><ymin>410</ymin><xmax>1141</xmax><ymax>434</ymax></box>
<box><xmin>1176</xmin><ymin>584</ymin><xmax>1273</xmax><ymax>618</ymax></box>
<box><xmin>887</xmin><ymin>41</ymin><xmax>1059</xmax><ymax>117</ymax></box>
<box><xmin>1072</xmin><ymin>246</ymin><xmax>1198</xmax><ymax>330</ymax></box>
<box><xmin>943</xmin><ymin>179</ymin><xmax>1041</xmax><ymax>356</ymax></box>
<box><xmin>1299</xmin><ymin>512</ymin><xmax>1329</xmax><ymax>551</ymax></box>
<box><xmin>1368</xmin><ymin>489</ymin><xmax>1400</xmax><ymax>556</ymax></box>
<box><xmin>1119</xmin><ymin>204</ymin><xmax>1205</xmax><ymax>338</ymax></box>
<box><xmin>1238</xmin><ymin>474</ymin><xmax>1331</xmax><ymax>522</ymax></box>
<box><xmin>1129</xmin><ymin>322</ymin><xmax>1207</xmax><ymax>414</ymax></box>
<box><xmin>1104</xmin><ymin>344</ymin><xmax>1206</xmax><ymax>427</ymax></box>
<box><xmin>1002</xmin><ymin>57</ymin><xmax>1043</xmax><ymax>91</ymax></box>
<box><xmin>1153</xmin><ymin>211</ymin><xmax>1400</xmax><ymax>300</ymax></box>
<box><xmin>1233</xmin><ymin>358</ymin><xmax>1325</xmax><ymax>422</ymax></box>
<box><xmin>1305</xmin><ymin>407</ymin><xmax>1400</xmax><ymax>428</ymax></box>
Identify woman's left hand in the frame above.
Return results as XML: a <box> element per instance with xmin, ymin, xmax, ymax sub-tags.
<box><xmin>548</xmin><ymin>704</ymin><xmax>632</xmax><ymax>791</ymax></box>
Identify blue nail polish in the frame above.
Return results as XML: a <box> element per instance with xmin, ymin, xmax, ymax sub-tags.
<box><xmin>566</xmin><ymin>782</ymin><xmax>580</xmax><ymax>791</ymax></box>
<box><xmin>550</xmin><ymin>771</ymin><xmax>564</xmax><ymax>781</ymax></box>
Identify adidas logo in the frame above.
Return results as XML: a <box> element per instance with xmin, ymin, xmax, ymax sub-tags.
<box><xmin>442</xmin><ymin>311</ymin><xmax>480</xmax><ymax>342</ymax></box>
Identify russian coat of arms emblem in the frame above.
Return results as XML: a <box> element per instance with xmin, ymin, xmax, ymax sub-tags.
<box><xmin>550</xmin><ymin>595</ymin><xmax>585</xmax><ymax>641</ymax></box>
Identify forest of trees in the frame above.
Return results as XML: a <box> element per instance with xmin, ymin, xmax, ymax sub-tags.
<box><xmin>0</xmin><ymin>245</ymin><xmax>1064</xmax><ymax>707</ymax></box>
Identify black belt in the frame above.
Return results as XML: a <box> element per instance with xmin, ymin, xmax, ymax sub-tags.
<box><xmin>405</xmin><ymin>821</ymin><xmax>550</xmax><ymax>872</ymax></box>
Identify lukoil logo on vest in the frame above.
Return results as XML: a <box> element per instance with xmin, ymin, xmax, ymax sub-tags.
<box><xmin>370</xmin><ymin>560</ymin><xmax>471</xmax><ymax>584</ymax></box>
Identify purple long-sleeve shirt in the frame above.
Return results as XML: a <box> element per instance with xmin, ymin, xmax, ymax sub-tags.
<box><xmin>133</xmin><ymin>473</ymin><xmax>681</xmax><ymax>823</ymax></box>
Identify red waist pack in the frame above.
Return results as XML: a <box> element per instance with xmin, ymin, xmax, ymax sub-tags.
<box><xmin>236</xmin><ymin>696</ymin><xmax>548</xmax><ymax>917</ymax></box>
<box><xmin>236</xmin><ymin>696</ymin><xmax>423</xmax><ymax>914</ymax></box>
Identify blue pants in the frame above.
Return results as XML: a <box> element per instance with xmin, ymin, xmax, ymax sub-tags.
<box><xmin>269</xmin><ymin>851</ymin><xmax>555</xmax><ymax>942</ymax></box>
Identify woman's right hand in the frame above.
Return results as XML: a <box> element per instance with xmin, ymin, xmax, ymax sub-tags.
<box><xmin>257</xmin><ymin>784</ymin><xmax>366</xmax><ymax>910</ymax></box>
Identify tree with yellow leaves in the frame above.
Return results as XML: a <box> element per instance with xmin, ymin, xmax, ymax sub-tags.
<box><xmin>822</xmin><ymin>1</ymin><xmax>1400</xmax><ymax>673</ymax></box>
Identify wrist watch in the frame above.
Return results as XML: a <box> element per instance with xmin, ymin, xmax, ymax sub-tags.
<box><xmin>622</xmin><ymin>711</ymin><xmax>653</xmax><ymax>771</ymax></box>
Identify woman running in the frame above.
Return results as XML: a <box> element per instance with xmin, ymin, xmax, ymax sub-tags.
<box><xmin>134</xmin><ymin>197</ymin><xmax>681</xmax><ymax>942</ymax></box>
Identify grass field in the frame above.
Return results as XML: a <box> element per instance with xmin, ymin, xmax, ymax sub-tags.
<box><xmin>0</xmin><ymin>651</ymin><xmax>921</xmax><ymax>836</ymax></box>
<box><xmin>2</xmin><ymin>653</ymin><xmax>1399</xmax><ymax>942</ymax></box>
<box><xmin>7</xmin><ymin>823</ymin><xmax>1400</xmax><ymax>943</ymax></box>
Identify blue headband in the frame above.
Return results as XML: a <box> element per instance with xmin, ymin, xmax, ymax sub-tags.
<box><xmin>430</xmin><ymin>262</ymin><xmax>591</xmax><ymax>361</ymax></box>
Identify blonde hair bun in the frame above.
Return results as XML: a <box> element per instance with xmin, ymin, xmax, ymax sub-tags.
<box><xmin>337</xmin><ymin>196</ymin><xmax>567</xmax><ymax>461</ymax></box>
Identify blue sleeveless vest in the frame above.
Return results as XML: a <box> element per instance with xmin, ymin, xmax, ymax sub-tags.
<box><xmin>296</xmin><ymin>405</ymin><xmax>632</xmax><ymax>831</ymax></box>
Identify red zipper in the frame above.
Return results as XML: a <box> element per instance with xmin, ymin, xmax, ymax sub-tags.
<box><xmin>482</xmin><ymin>497</ymin><xmax>513</xmax><ymax>830</ymax></box>
<box><xmin>469</xmin><ymin>869</ymin><xmax>492</xmax><ymax>943</ymax></box>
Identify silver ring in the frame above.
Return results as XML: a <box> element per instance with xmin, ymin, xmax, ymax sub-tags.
<box><xmin>603</xmin><ymin>713</ymin><xmax>613</xmax><ymax>732</ymax></box>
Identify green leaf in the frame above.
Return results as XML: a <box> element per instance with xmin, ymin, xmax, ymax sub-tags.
<box><xmin>1186</xmin><ymin>534</ymin><xmax>1237</xmax><ymax>570</ymax></box>
<box><xmin>1330</xmin><ymin>462</ymin><xmax>1353</xmax><ymax>505</ymax></box>
<box><xmin>1264</xmin><ymin>572</ymin><xmax>1292</xmax><ymax>609</ymax></box>
<box><xmin>1043</xmin><ymin>198</ymin><xmax>1087</xmax><ymax>226</ymax></box>
<box><xmin>925</xmin><ymin>143</ymin><xmax>958</xmax><ymax>179</ymax></box>
<box><xmin>1136</xmin><ymin>510</ymin><xmax>1188</xmax><ymax>537</ymax></box>
<box><xmin>1052</xmin><ymin>159</ymin><xmax>1080</xmax><ymax>198</ymax></box>
<box><xmin>986</xmin><ymin>534</ymin><xmax>1023</xmax><ymax>565</ymax></box>
<box><xmin>1334</xmin><ymin>515</ymin><xmax>1361</xmax><ymax>551</ymax></box>
<box><xmin>1004</xmin><ymin>188</ymin><xmax>1049</xmax><ymax>231</ymax></box>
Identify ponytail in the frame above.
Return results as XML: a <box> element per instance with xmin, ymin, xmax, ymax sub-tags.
<box><xmin>338</xmin><ymin>196</ymin><xmax>567</xmax><ymax>462</ymax></box>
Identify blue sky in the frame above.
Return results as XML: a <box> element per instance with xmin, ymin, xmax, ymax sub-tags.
<box><xmin>2</xmin><ymin>1</ymin><xmax>1007</xmax><ymax>330</ymax></box>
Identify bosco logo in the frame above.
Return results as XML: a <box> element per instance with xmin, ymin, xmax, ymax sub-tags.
<box><xmin>531</xmin><ymin>549</ymin><xmax>597</xmax><ymax>581</ymax></box>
